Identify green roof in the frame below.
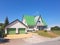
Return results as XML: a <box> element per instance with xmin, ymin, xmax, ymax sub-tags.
<box><xmin>41</xmin><ymin>17</ymin><xmax>47</xmax><ymax>26</ymax></box>
<box><xmin>24</xmin><ymin>15</ymin><xmax>47</xmax><ymax>26</ymax></box>
<box><xmin>24</xmin><ymin>15</ymin><xmax>36</xmax><ymax>26</ymax></box>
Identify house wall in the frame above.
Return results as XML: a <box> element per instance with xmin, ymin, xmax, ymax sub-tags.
<box><xmin>22</xmin><ymin>18</ymin><xmax>28</xmax><ymax>26</ymax></box>
<box><xmin>36</xmin><ymin>18</ymin><xmax>44</xmax><ymax>26</ymax></box>
<box><xmin>5</xmin><ymin>21</ymin><xmax>27</xmax><ymax>34</ymax></box>
<box><xmin>5</xmin><ymin>21</ymin><xmax>26</xmax><ymax>28</ymax></box>
<box><xmin>33</xmin><ymin>25</ymin><xmax>39</xmax><ymax>31</ymax></box>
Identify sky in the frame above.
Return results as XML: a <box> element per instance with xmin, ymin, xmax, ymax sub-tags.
<box><xmin>0</xmin><ymin>0</ymin><xmax>60</xmax><ymax>27</ymax></box>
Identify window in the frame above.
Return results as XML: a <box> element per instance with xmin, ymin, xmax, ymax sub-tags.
<box><xmin>38</xmin><ymin>21</ymin><xmax>40</xmax><ymax>23</ymax></box>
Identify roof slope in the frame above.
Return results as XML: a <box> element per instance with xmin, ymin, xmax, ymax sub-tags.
<box><xmin>24</xmin><ymin>15</ymin><xmax>47</xmax><ymax>26</ymax></box>
<box><xmin>40</xmin><ymin>16</ymin><xmax>47</xmax><ymax>26</ymax></box>
<box><xmin>24</xmin><ymin>15</ymin><xmax>36</xmax><ymax>26</ymax></box>
<box><xmin>5</xmin><ymin>19</ymin><xmax>28</xmax><ymax>28</ymax></box>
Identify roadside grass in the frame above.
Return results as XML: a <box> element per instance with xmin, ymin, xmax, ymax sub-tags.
<box><xmin>52</xmin><ymin>30</ymin><xmax>60</xmax><ymax>35</ymax></box>
<box><xmin>35</xmin><ymin>30</ymin><xmax>58</xmax><ymax>38</ymax></box>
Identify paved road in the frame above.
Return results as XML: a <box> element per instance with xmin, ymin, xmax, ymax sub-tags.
<box><xmin>1</xmin><ymin>37</ymin><xmax>60</xmax><ymax>45</ymax></box>
<box><xmin>1</xmin><ymin>39</ymin><xmax>60</xmax><ymax>45</ymax></box>
<box><xmin>32</xmin><ymin>39</ymin><xmax>60</xmax><ymax>45</ymax></box>
<box><xmin>0</xmin><ymin>39</ymin><xmax>30</xmax><ymax>45</ymax></box>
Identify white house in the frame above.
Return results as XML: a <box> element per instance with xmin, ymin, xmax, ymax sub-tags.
<box><xmin>5</xmin><ymin>19</ymin><xmax>28</xmax><ymax>34</ymax></box>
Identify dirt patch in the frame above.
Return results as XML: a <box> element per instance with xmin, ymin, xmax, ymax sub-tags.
<box><xmin>48</xmin><ymin>32</ymin><xmax>59</xmax><ymax>37</ymax></box>
<box><xmin>0</xmin><ymin>39</ymin><xmax>28</xmax><ymax>45</ymax></box>
<box><xmin>23</xmin><ymin>33</ymin><xmax>51</xmax><ymax>44</ymax></box>
<box><xmin>5</xmin><ymin>33</ymin><xmax>32</xmax><ymax>39</ymax></box>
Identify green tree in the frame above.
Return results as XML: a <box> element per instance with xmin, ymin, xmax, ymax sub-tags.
<box><xmin>0</xmin><ymin>23</ymin><xmax>3</xmax><ymax>26</ymax></box>
<box><xmin>51</xmin><ymin>26</ymin><xmax>60</xmax><ymax>30</ymax></box>
<box><xmin>0</xmin><ymin>26</ymin><xmax>4</xmax><ymax>38</ymax></box>
<box><xmin>0</xmin><ymin>17</ymin><xmax>9</xmax><ymax>37</ymax></box>
<box><xmin>4</xmin><ymin>17</ymin><xmax>9</xmax><ymax>27</ymax></box>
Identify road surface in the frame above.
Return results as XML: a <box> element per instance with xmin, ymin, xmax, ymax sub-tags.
<box><xmin>32</xmin><ymin>39</ymin><xmax>60</xmax><ymax>45</ymax></box>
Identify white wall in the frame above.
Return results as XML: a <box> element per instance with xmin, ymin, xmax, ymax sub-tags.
<box><xmin>5</xmin><ymin>21</ymin><xmax>27</xmax><ymax>34</ymax></box>
<box><xmin>22</xmin><ymin>18</ymin><xmax>28</xmax><ymax>26</ymax></box>
<box><xmin>5</xmin><ymin>21</ymin><xmax>26</xmax><ymax>28</ymax></box>
<box><xmin>46</xmin><ymin>27</ymin><xmax>51</xmax><ymax>31</ymax></box>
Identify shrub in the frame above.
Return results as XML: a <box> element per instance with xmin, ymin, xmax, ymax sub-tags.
<box><xmin>51</xmin><ymin>26</ymin><xmax>60</xmax><ymax>31</ymax></box>
<box><xmin>44</xmin><ymin>30</ymin><xmax>47</xmax><ymax>32</ymax></box>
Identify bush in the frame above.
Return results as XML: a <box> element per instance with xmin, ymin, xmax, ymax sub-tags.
<box><xmin>4</xmin><ymin>34</ymin><xmax>7</xmax><ymax>37</ymax></box>
<box><xmin>51</xmin><ymin>26</ymin><xmax>60</xmax><ymax>31</ymax></box>
<box><xmin>0</xmin><ymin>30</ymin><xmax>4</xmax><ymax>38</ymax></box>
<box><xmin>44</xmin><ymin>30</ymin><xmax>47</xmax><ymax>32</ymax></box>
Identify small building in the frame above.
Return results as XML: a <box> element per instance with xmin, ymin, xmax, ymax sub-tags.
<box><xmin>5</xmin><ymin>19</ymin><xmax>28</xmax><ymax>34</ymax></box>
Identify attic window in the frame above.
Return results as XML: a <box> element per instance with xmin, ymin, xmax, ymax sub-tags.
<box><xmin>38</xmin><ymin>21</ymin><xmax>40</xmax><ymax>22</ymax></box>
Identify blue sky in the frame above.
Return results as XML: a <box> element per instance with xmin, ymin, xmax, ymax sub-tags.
<box><xmin>0</xmin><ymin>0</ymin><xmax>60</xmax><ymax>27</ymax></box>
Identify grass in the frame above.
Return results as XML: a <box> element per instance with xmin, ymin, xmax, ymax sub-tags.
<box><xmin>35</xmin><ymin>30</ymin><xmax>58</xmax><ymax>38</ymax></box>
<box><xmin>52</xmin><ymin>30</ymin><xmax>60</xmax><ymax>35</ymax></box>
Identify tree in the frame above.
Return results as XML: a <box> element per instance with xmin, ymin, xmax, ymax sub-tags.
<box><xmin>0</xmin><ymin>23</ymin><xmax>3</xmax><ymax>26</ymax></box>
<box><xmin>0</xmin><ymin>17</ymin><xmax>9</xmax><ymax>38</ymax></box>
<box><xmin>4</xmin><ymin>17</ymin><xmax>9</xmax><ymax>27</ymax></box>
<box><xmin>51</xmin><ymin>26</ymin><xmax>60</xmax><ymax>30</ymax></box>
<box><xmin>0</xmin><ymin>26</ymin><xmax>4</xmax><ymax>38</ymax></box>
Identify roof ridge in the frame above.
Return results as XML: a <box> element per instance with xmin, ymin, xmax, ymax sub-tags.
<box><xmin>5</xmin><ymin>19</ymin><xmax>28</xmax><ymax>28</ymax></box>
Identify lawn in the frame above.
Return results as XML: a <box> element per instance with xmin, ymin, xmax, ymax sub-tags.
<box><xmin>35</xmin><ymin>30</ymin><xmax>58</xmax><ymax>38</ymax></box>
<box><xmin>52</xmin><ymin>30</ymin><xmax>60</xmax><ymax>35</ymax></box>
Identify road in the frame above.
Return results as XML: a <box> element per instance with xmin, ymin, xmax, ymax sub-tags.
<box><xmin>32</xmin><ymin>39</ymin><xmax>60</xmax><ymax>45</ymax></box>
<box><xmin>1</xmin><ymin>36</ymin><xmax>60</xmax><ymax>45</ymax></box>
<box><xmin>1</xmin><ymin>39</ymin><xmax>60</xmax><ymax>45</ymax></box>
<box><xmin>0</xmin><ymin>39</ymin><xmax>28</xmax><ymax>45</ymax></box>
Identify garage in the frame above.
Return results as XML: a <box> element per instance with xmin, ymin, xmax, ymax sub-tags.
<box><xmin>18</xmin><ymin>28</ymin><xmax>25</xmax><ymax>34</ymax></box>
<box><xmin>5</xmin><ymin>19</ymin><xmax>27</xmax><ymax>34</ymax></box>
<box><xmin>7</xmin><ymin>28</ymin><xmax>16</xmax><ymax>34</ymax></box>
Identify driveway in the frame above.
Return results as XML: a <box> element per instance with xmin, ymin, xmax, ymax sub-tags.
<box><xmin>1</xmin><ymin>37</ymin><xmax>60</xmax><ymax>45</ymax></box>
<box><xmin>33</xmin><ymin>38</ymin><xmax>60</xmax><ymax>45</ymax></box>
<box><xmin>5</xmin><ymin>33</ymin><xmax>32</xmax><ymax>39</ymax></box>
<box><xmin>23</xmin><ymin>33</ymin><xmax>51</xmax><ymax>44</ymax></box>
<box><xmin>0</xmin><ymin>39</ymin><xmax>29</xmax><ymax>45</ymax></box>
<box><xmin>0</xmin><ymin>33</ymin><xmax>51</xmax><ymax>45</ymax></box>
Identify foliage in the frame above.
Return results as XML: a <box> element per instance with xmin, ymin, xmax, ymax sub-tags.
<box><xmin>1</xmin><ymin>25</ymin><xmax>5</xmax><ymax>30</ymax></box>
<box><xmin>0</xmin><ymin>28</ymin><xmax>5</xmax><ymax>38</ymax></box>
<box><xmin>0</xmin><ymin>23</ymin><xmax>3</xmax><ymax>26</ymax></box>
<box><xmin>4</xmin><ymin>17</ymin><xmax>9</xmax><ymax>27</ymax></box>
<box><xmin>0</xmin><ymin>17</ymin><xmax>9</xmax><ymax>38</ymax></box>
<box><xmin>52</xmin><ymin>30</ymin><xmax>60</xmax><ymax>35</ymax></box>
<box><xmin>0</xmin><ymin>25</ymin><xmax>7</xmax><ymax>38</ymax></box>
<box><xmin>51</xmin><ymin>26</ymin><xmax>60</xmax><ymax>30</ymax></box>
<box><xmin>44</xmin><ymin>30</ymin><xmax>47</xmax><ymax>32</ymax></box>
<box><xmin>35</xmin><ymin>30</ymin><xmax>57</xmax><ymax>38</ymax></box>
<box><xmin>0</xmin><ymin>24</ymin><xmax>5</xmax><ymax>38</ymax></box>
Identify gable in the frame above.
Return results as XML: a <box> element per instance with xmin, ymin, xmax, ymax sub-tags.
<box><xmin>37</xmin><ymin>17</ymin><xmax>44</xmax><ymax>26</ymax></box>
<box><xmin>5</xmin><ymin>19</ymin><xmax>27</xmax><ymax>28</ymax></box>
<box><xmin>37</xmin><ymin>16</ymin><xmax>47</xmax><ymax>26</ymax></box>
